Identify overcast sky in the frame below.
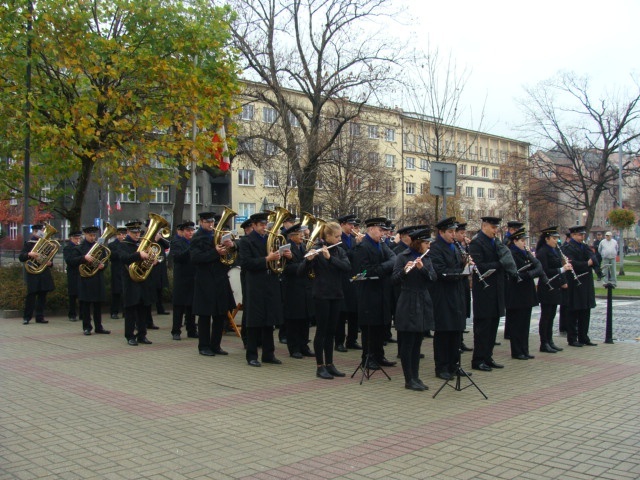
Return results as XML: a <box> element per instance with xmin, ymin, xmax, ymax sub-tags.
<box><xmin>389</xmin><ymin>0</ymin><xmax>640</xmax><ymax>141</ymax></box>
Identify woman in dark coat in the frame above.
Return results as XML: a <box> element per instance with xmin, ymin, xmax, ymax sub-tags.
<box><xmin>392</xmin><ymin>228</ymin><xmax>436</xmax><ymax>391</ymax></box>
<box><xmin>505</xmin><ymin>228</ymin><xmax>544</xmax><ymax>360</ymax></box>
<box><xmin>299</xmin><ymin>222</ymin><xmax>351</xmax><ymax>379</ymax></box>
<box><xmin>535</xmin><ymin>226</ymin><xmax>569</xmax><ymax>353</ymax></box>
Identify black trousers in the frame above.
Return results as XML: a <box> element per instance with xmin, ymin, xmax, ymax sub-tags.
<box><xmin>80</xmin><ymin>301</ymin><xmax>104</xmax><ymax>332</ymax></box>
<box><xmin>558</xmin><ymin>305</ymin><xmax>568</xmax><ymax>333</ymax></box>
<box><xmin>507</xmin><ymin>307</ymin><xmax>532</xmax><ymax>357</ymax></box>
<box><xmin>245</xmin><ymin>326</ymin><xmax>276</xmax><ymax>362</ymax></box>
<box><xmin>335</xmin><ymin>311</ymin><xmax>359</xmax><ymax>347</ymax></box>
<box><xmin>68</xmin><ymin>294</ymin><xmax>78</xmax><ymax>319</ymax></box>
<box><xmin>110</xmin><ymin>293</ymin><xmax>122</xmax><ymax>315</ymax></box>
<box><xmin>124</xmin><ymin>304</ymin><xmax>149</xmax><ymax>340</ymax></box>
<box><xmin>314</xmin><ymin>299</ymin><xmax>340</xmax><ymax>365</ymax></box>
<box><xmin>539</xmin><ymin>303</ymin><xmax>558</xmax><ymax>346</ymax></box>
<box><xmin>472</xmin><ymin>316</ymin><xmax>500</xmax><ymax>365</ymax></box>
<box><xmin>361</xmin><ymin>324</ymin><xmax>385</xmax><ymax>363</ymax></box>
<box><xmin>172</xmin><ymin>305</ymin><xmax>196</xmax><ymax>336</ymax></box>
<box><xmin>24</xmin><ymin>291</ymin><xmax>47</xmax><ymax>321</ymax></box>
<box><xmin>566</xmin><ymin>308</ymin><xmax>592</xmax><ymax>344</ymax></box>
<box><xmin>398</xmin><ymin>331</ymin><xmax>423</xmax><ymax>383</ymax></box>
<box><xmin>285</xmin><ymin>316</ymin><xmax>310</xmax><ymax>356</ymax></box>
<box><xmin>433</xmin><ymin>331</ymin><xmax>462</xmax><ymax>375</ymax></box>
<box><xmin>198</xmin><ymin>314</ymin><xmax>225</xmax><ymax>351</ymax></box>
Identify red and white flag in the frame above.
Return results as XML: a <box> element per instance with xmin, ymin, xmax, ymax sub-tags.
<box><xmin>116</xmin><ymin>199</ymin><xmax>121</xmax><ymax>211</ymax></box>
<box><xmin>107</xmin><ymin>203</ymin><xmax>112</xmax><ymax>215</ymax></box>
<box><xmin>213</xmin><ymin>125</ymin><xmax>230</xmax><ymax>172</ymax></box>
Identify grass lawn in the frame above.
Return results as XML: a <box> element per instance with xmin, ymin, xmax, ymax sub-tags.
<box><xmin>595</xmin><ymin>288</ymin><xmax>640</xmax><ymax>296</ymax></box>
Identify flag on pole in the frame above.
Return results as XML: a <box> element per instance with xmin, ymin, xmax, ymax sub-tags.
<box><xmin>213</xmin><ymin>125</ymin><xmax>231</xmax><ymax>172</ymax></box>
<box><xmin>107</xmin><ymin>202</ymin><xmax>112</xmax><ymax>215</ymax></box>
<box><xmin>116</xmin><ymin>199</ymin><xmax>121</xmax><ymax>211</ymax></box>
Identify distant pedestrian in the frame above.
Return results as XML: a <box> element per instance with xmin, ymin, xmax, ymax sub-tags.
<box><xmin>598</xmin><ymin>231</ymin><xmax>618</xmax><ymax>286</ymax></box>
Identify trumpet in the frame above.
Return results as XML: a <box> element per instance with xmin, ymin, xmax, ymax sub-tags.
<box><xmin>404</xmin><ymin>249</ymin><xmax>429</xmax><ymax>273</ymax></box>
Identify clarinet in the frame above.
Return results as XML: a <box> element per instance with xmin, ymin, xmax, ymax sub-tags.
<box><xmin>559</xmin><ymin>246</ymin><xmax>582</xmax><ymax>286</ymax></box>
<box><xmin>524</xmin><ymin>244</ymin><xmax>553</xmax><ymax>290</ymax></box>
<box><xmin>455</xmin><ymin>241</ymin><xmax>490</xmax><ymax>288</ymax></box>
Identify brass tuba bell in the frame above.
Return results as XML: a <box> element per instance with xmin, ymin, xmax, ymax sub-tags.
<box><xmin>79</xmin><ymin>223</ymin><xmax>118</xmax><ymax>278</ymax></box>
<box><xmin>25</xmin><ymin>224</ymin><xmax>60</xmax><ymax>274</ymax></box>
<box><xmin>266</xmin><ymin>206</ymin><xmax>291</xmax><ymax>274</ymax></box>
<box><xmin>213</xmin><ymin>206</ymin><xmax>238</xmax><ymax>266</ymax></box>
<box><xmin>128</xmin><ymin>213</ymin><xmax>170</xmax><ymax>282</ymax></box>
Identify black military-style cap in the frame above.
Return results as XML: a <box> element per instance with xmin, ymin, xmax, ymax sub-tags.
<box><xmin>198</xmin><ymin>212</ymin><xmax>216</xmax><ymax>222</ymax></box>
<box><xmin>116</xmin><ymin>227</ymin><xmax>127</xmax><ymax>234</ymax></box>
<box><xmin>540</xmin><ymin>226</ymin><xmax>560</xmax><ymax>237</ymax></box>
<box><xmin>510</xmin><ymin>227</ymin><xmax>528</xmax><ymax>241</ymax></box>
<box><xmin>31</xmin><ymin>224</ymin><xmax>44</xmax><ymax>231</ymax></box>
<box><xmin>240</xmin><ymin>219</ymin><xmax>253</xmax><ymax>229</ymax></box>
<box><xmin>568</xmin><ymin>225</ymin><xmax>587</xmax><ymax>234</ymax></box>
<box><xmin>284</xmin><ymin>223</ymin><xmax>303</xmax><ymax>236</ymax></box>
<box><xmin>69</xmin><ymin>230</ymin><xmax>83</xmax><ymax>237</ymax></box>
<box><xmin>182</xmin><ymin>221</ymin><xmax>195</xmax><ymax>230</ymax></box>
<box><xmin>337</xmin><ymin>214</ymin><xmax>357</xmax><ymax>224</ymax></box>
<box><xmin>397</xmin><ymin>225</ymin><xmax>422</xmax><ymax>236</ymax></box>
<box><xmin>435</xmin><ymin>217</ymin><xmax>457</xmax><ymax>231</ymax></box>
<box><xmin>125</xmin><ymin>220</ymin><xmax>142</xmax><ymax>232</ymax></box>
<box><xmin>456</xmin><ymin>223</ymin><xmax>467</xmax><ymax>231</ymax></box>
<box><xmin>82</xmin><ymin>226</ymin><xmax>100</xmax><ymax>234</ymax></box>
<box><xmin>364</xmin><ymin>217</ymin><xmax>388</xmax><ymax>228</ymax></box>
<box><xmin>507</xmin><ymin>220</ymin><xmax>524</xmax><ymax>229</ymax></box>
<box><xmin>353</xmin><ymin>218</ymin><xmax>362</xmax><ymax>226</ymax></box>
<box><xmin>382</xmin><ymin>220</ymin><xmax>395</xmax><ymax>231</ymax></box>
<box><xmin>250</xmin><ymin>212</ymin><xmax>269</xmax><ymax>224</ymax></box>
<box><xmin>481</xmin><ymin>216</ymin><xmax>501</xmax><ymax>226</ymax></box>
<box><xmin>409</xmin><ymin>228</ymin><xmax>432</xmax><ymax>241</ymax></box>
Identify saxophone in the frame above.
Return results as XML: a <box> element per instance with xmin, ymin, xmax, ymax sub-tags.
<box><xmin>212</xmin><ymin>206</ymin><xmax>238</xmax><ymax>266</ymax></box>
<box><xmin>25</xmin><ymin>224</ymin><xmax>60</xmax><ymax>274</ymax></box>
<box><xmin>128</xmin><ymin>213</ymin><xmax>170</xmax><ymax>282</ymax></box>
<box><xmin>265</xmin><ymin>206</ymin><xmax>291</xmax><ymax>274</ymax></box>
<box><xmin>79</xmin><ymin>223</ymin><xmax>117</xmax><ymax>278</ymax></box>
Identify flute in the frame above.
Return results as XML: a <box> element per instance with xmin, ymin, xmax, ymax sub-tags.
<box><xmin>404</xmin><ymin>249</ymin><xmax>429</xmax><ymax>273</ymax></box>
<box><xmin>304</xmin><ymin>241</ymin><xmax>342</xmax><ymax>258</ymax></box>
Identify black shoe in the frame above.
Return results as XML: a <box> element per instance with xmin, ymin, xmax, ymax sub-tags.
<box><xmin>486</xmin><ymin>359</ymin><xmax>504</xmax><ymax>369</ymax></box>
<box><xmin>35</xmin><ymin>319</ymin><xmax>48</xmax><ymax>324</ymax></box>
<box><xmin>386</xmin><ymin>337</ymin><xmax>398</xmax><ymax>343</ymax></box>
<box><xmin>23</xmin><ymin>319</ymin><xmax>30</xmax><ymax>325</ymax></box>
<box><xmin>364</xmin><ymin>360</ymin><xmax>380</xmax><ymax>370</ymax></box>
<box><xmin>540</xmin><ymin>344</ymin><xmax>557</xmax><ymax>353</ymax></box>
<box><xmin>549</xmin><ymin>343</ymin><xmax>563</xmax><ymax>351</ymax></box>
<box><xmin>419</xmin><ymin>353</ymin><xmax>425</xmax><ymax>359</ymax></box>
<box><xmin>69</xmin><ymin>316</ymin><xmax>77</xmax><ymax>322</ymax></box>
<box><xmin>199</xmin><ymin>349</ymin><xmax>215</xmax><ymax>356</ymax></box>
<box><xmin>248</xmin><ymin>359</ymin><xmax>261</xmax><ymax>367</ymax></box>
<box><xmin>83</xmin><ymin>329</ymin><xmax>92</xmax><ymax>336</ymax></box>
<box><xmin>503</xmin><ymin>335</ymin><xmax>510</xmax><ymax>340</ymax></box>
<box><xmin>346</xmin><ymin>342</ymin><xmax>362</xmax><ymax>350</ymax></box>
<box><xmin>424</xmin><ymin>331</ymin><xmax>433</xmax><ymax>338</ymax></box>
<box><xmin>569</xmin><ymin>342</ymin><xmax>584</xmax><ymax>347</ymax></box>
<box><xmin>127</xmin><ymin>338</ymin><xmax>138</xmax><ymax>346</ymax></box>
<box><xmin>95</xmin><ymin>329</ymin><xmax>111</xmax><ymax>334</ymax></box>
<box><xmin>494</xmin><ymin>341</ymin><xmax>501</xmax><ymax>346</ymax></box>
<box><xmin>405</xmin><ymin>379</ymin><xmax>426</xmax><ymax>391</ymax></box>
<box><xmin>187</xmin><ymin>332</ymin><xmax>199</xmax><ymax>338</ymax></box>
<box><xmin>437</xmin><ymin>371</ymin><xmax>452</xmax><ymax>380</ymax></box>
<box><xmin>148</xmin><ymin>325</ymin><xmax>160</xmax><ymax>330</ymax></box>
<box><xmin>262</xmin><ymin>357</ymin><xmax>282</xmax><ymax>364</ymax></box>
<box><xmin>415</xmin><ymin>378</ymin><xmax>429</xmax><ymax>389</ymax></box>
<box><xmin>290</xmin><ymin>352</ymin><xmax>304</xmax><ymax>359</ymax></box>
<box><xmin>172</xmin><ymin>334</ymin><xmax>181</xmax><ymax>341</ymax></box>
<box><xmin>583</xmin><ymin>341</ymin><xmax>598</xmax><ymax>346</ymax></box>
<box><xmin>316</xmin><ymin>366</ymin><xmax>334</xmax><ymax>379</ymax></box>
<box><xmin>138</xmin><ymin>337</ymin><xmax>153</xmax><ymax>345</ymax></box>
<box><xmin>335</xmin><ymin>344</ymin><xmax>348</xmax><ymax>352</ymax></box>
<box><xmin>110</xmin><ymin>314</ymin><xmax>119</xmax><ymax>319</ymax></box>
<box><xmin>512</xmin><ymin>354</ymin><xmax>528</xmax><ymax>360</ymax></box>
<box><xmin>157</xmin><ymin>311</ymin><xmax>170</xmax><ymax>315</ymax></box>
<box><xmin>379</xmin><ymin>358</ymin><xmax>397</xmax><ymax>367</ymax></box>
<box><xmin>301</xmin><ymin>349</ymin><xmax>315</xmax><ymax>357</ymax></box>
<box><xmin>325</xmin><ymin>364</ymin><xmax>345</xmax><ymax>377</ymax></box>
<box><xmin>472</xmin><ymin>362</ymin><xmax>492</xmax><ymax>372</ymax></box>
<box><xmin>279</xmin><ymin>338</ymin><xmax>287</xmax><ymax>344</ymax></box>
<box><xmin>213</xmin><ymin>348</ymin><xmax>229</xmax><ymax>355</ymax></box>
<box><xmin>460</xmin><ymin>343</ymin><xmax>473</xmax><ymax>352</ymax></box>
<box><xmin>526</xmin><ymin>354</ymin><xmax>535</xmax><ymax>359</ymax></box>
<box><xmin>456</xmin><ymin>368</ymin><xmax>471</xmax><ymax>377</ymax></box>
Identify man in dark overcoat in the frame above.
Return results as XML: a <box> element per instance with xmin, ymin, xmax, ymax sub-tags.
<box><xmin>281</xmin><ymin>223</ymin><xmax>314</xmax><ymax>358</ymax></box>
<box><xmin>170</xmin><ymin>221</ymin><xmax>197</xmax><ymax>340</ymax></box>
<box><xmin>468</xmin><ymin>216</ymin><xmax>508</xmax><ymax>372</ymax></box>
<box><xmin>561</xmin><ymin>225</ymin><xmax>597</xmax><ymax>347</ymax></box>
<box><xmin>238</xmin><ymin>212</ymin><xmax>292</xmax><ymax>367</ymax></box>
<box><xmin>19</xmin><ymin>224</ymin><xmax>55</xmax><ymax>325</ymax></box>
<box><xmin>335</xmin><ymin>214</ymin><xmax>362</xmax><ymax>352</ymax></box>
<box><xmin>429</xmin><ymin>217</ymin><xmax>468</xmax><ymax>380</ymax></box>
<box><xmin>236</xmin><ymin>219</ymin><xmax>254</xmax><ymax>348</ymax></box>
<box><xmin>190</xmin><ymin>212</ymin><xmax>236</xmax><ymax>356</ymax></box>
<box><xmin>352</xmin><ymin>217</ymin><xmax>397</xmax><ymax>370</ymax></box>
<box><xmin>120</xmin><ymin>221</ymin><xmax>155</xmax><ymax>346</ymax></box>
<box><xmin>66</xmin><ymin>226</ymin><xmax>111</xmax><ymax>336</ymax></box>
<box><xmin>63</xmin><ymin>230</ymin><xmax>82</xmax><ymax>321</ymax></box>
<box><xmin>108</xmin><ymin>227</ymin><xmax>126</xmax><ymax>319</ymax></box>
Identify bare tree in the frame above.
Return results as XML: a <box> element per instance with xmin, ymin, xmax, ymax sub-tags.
<box><xmin>496</xmin><ymin>153</ymin><xmax>530</xmax><ymax>222</ymax></box>
<box><xmin>521</xmin><ymin>72</ymin><xmax>640</xmax><ymax>232</ymax></box>
<box><xmin>229</xmin><ymin>0</ymin><xmax>402</xmax><ymax>212</ymax></box>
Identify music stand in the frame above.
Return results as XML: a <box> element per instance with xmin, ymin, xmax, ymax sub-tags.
<box><xmin>432</xmin><ymin>349</ymin><xmax>488</xmax><ymax>399</ymax></box>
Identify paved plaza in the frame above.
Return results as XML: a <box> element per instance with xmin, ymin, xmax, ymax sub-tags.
<box><xmin>1</xmin><ymin>304</ymin><xmax>639</xmax><ymax>480</ymax></box>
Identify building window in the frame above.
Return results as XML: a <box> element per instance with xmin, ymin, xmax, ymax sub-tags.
<box><xmin>405</xmin><ymin>207</ymin><xmax>416</xmax><ymax>217</ymax></box>
<box><xmin>262</xmin><ymin>107</ymin><xmax>277</xmax><ymax>124</ymax></box>
<box><xmin>492</xmin><ymin>168</ymin><xmax>499</xmax><ymax>179</ymax></box>
<box><xmin>385</xmin><ymin>128</ymin><xmax>395</xmax><ymax>142</ymax></box>
<box><xmin>368</xmin><ymin>180</ymin><xmax>381</xmax><ymax>192</ymax></box>
<box><xmin>9</xmin><ymin>196</ymin><xmax>18</xmax><ymax>206</ymax></box>
<box><xmin>385</xmin><ymin>180</ymin><xmax>396</xmax><ymax>194</ymax></box>
<box><xmin>459</xmin><ymin>164</ymin><xmax>467</xmax><ymax>175</ymax></box>
<box><xmin>264</xmin><ymin>140</ymin><xmax>278</xmax><ymax>156</ymax></box>
<box><xmin>465</xmin><ymin>186</ymin><xmax>473</xmax><ymax>197</ymax></box>
<box><xmin>151</xmin><ymin>185</ymin><xmax>170</xmax><ymax>204</ymax></box>
<box><xmin>385</xmin><ymin>154</ymin><xmax>395</xmax><ymax>168</ymax></box>
<box><xmin>470</xmin><ymin>166</ymin><xmax>478</xmax><ymax>176</ymax></box>
<box><xmin>386</xmin><ymin>207</ymin><xmax>396</xmax><ymax>219</ymax></box>
<box><xmin>349</xmin><ymin>122</ymin><xmax>361</xmax><ymax>136</ymax></box>
<box><xmin>9</xmin><ymin>222</ymin><xmax>18</xmax><ymax>240</ymax></box>
<box><xmin>118</xmin><ymin>184</ymin><xmax>137</xmax><ymax>203</ymax></box>
<box><xmin>481</xmin><ymin>167</ymin><xmax>489</xmax><ymax>178</ymax></box>
<box><xmin>185</xmin><ymin>186</ymin><xmax>201</xmax><ymax>205</ymax></box>
<box><xmin>312</xmin><ymin>205</ymin><xmax>323</xmax><ymax>217</ymax></box>
<box><xmin>349</xmin><ymin>177</ymin><xmax>363</xmax><ymax>191</ymax></box>
<box><xmin>405</xmin><ymin>182</ymin><xmax>416</xmax><ymax>195</ymax></box>
<box><xmin>40</xmin><ymin>184</ymin><xmax>52</xmax><ymax>203</ymax></box>
<box><xmin>238</xmin><ymin>202</ymin><xmax>255</xmax><ymax>218</ymax></box>
<box><xmin>368</xmin><ymin>152</ymin><xmax>380</xmax><ymax>166</ymax></box>
<box><xmin>241</xmin><ymin>104</ymin><xmax>254</xmax><ymax>121</ymax></box>
<box><xmin>238</xmin><ymin>169</ymin><xmax>255</xmax><ymax>186</ymax></box>
<box><xmin>405</xmin><ymin>157</ymin><xmax>415</xmax><ymax>170</ymax></box>
<box><xmin>368</xmin><ymin>125</ymin><xmax>378</xmax><ymax>139</ymax></box>
<box><xmin>287</xmin><ymin>174</ymin><xmax>298</xmax><ymax>188</ymax></box>
<box><xmin>316</xmin><ymin>177</ymin><xmax>324</xmax><ymax>189</ymax></box>
<box><xmin>477</xmin><ymin>187</ymin><xmax>485</xmax><ymax>198</ymax></box>
<box><xmin>488</xmin><ymin>188</ymin><xmax>495</xmax><ymax>199</ymax></box>
<box><xmin>264</xmin><ymin>170</ymin><xmax>279</xmax><ymax>188</ymax></box>
<box><xmin>420</xmin><ymin>158</ymin><xmax>430</xmax><ymax>171</ymax></box>
<box><xmin>239</xmin><ymin>137</ymin><xmax>254</xmax><ymax>152</ymax></box>
<box><xmin>420</xmin><ymin>183</ymin><xmax>428</xmax><ymax>195</ymax></box>
<box><xmin>287</xmin><ymin>111</ymin><xmax>300</xmax><ymax>127</ymax></box>
<box><xmin>150</xmin><ymin>157</ymin><xmax>169</xmax><ymax>169</ymax></box>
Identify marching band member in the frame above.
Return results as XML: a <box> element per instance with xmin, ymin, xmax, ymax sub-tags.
<box><xmin>191</xmin><ymin>212</ymin><xmax>236</xmax><ymax>356</ymax></box>
<box><xmin>108</xmin><ymin>227</ymin><xmax>127</xmax><ymax>319</ymax></box>
<box><xmin>63</xmin><ymin>230</ymin><xmax>82</xmax><ymax>322</ymax></box>
<box><xmin>505</xmin><ymin>228</ymin><xmax>543</xmax><ymax>360</ymax></box>
<box><xmin>19</xmin><ymin>224</ymin><xmax>55</xmax><ymax>325</ymax></box>
<box><xmin>561</xmin><ymin>225</ymin><xmax>597</xmax><ymax>347</ymax></box>
<box><xmin>454</xmin><ymin>223</ymin><xmax>473</xmax><ymax>352</ymax></box>
<box><xmin>535</xmin><ymin>226</ymin><xmax>569</xmax><ymax>353</ymax></box>
<box><xmin>392</xmin><ymin>228</ymin><xmax>436</xmax><ymax>391</ymax></box>
<box><xmin>170</xmin><ymin>221</ymin><xmax>198</xmax><ymax>341</ymax></box>
<box><xmin>335</xmin><ymin>214</ymin><xmax>362</xmax><ymax>352</ymax></box>
<box><xmin>299</xmin><ymin>222</ymin><xmax>351</xmax><ymax>379</ymax></box>
<box><xmin>430</xmin><ymin>218</ymin><xmax>468</xmax><ymax>380</ymax></box>
<box><xmin>238</xmin><ymin>212</ymin><xmax>292</xmax><ymax>367</ymax></box>
<box><xmin>236</xmin><ymin>218</ymin><xmax>254</xmax><ymax>348</ymax></box>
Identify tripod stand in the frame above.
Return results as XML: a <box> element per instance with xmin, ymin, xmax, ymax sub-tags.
<box><xmin>350</xmin><ymin>324</ymin><xmax>391</xmax><ymax>385</ymax></box>
<box><xmin>432</xmin><ymin>349</ymin><xmax>487</xmax><ymax>399</ymax></box>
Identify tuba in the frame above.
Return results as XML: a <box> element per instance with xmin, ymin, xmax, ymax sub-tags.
<box><xmin>79</xmin><ymin>223</ymin><xmax>117</xmax><ymax>278</ymax></box>
<box><xmin>266</xmin><ymin>206</ymin><xmax>291</xmax><ymax>274</ymax></box>
<box><xmin>306</xmin><ymin>216</ymin><xmax>326</xmax><ymax>251</ymax></box>
<box><xmin>213</xmin><ymin>206</ymin><xmax>238</xmax><ymax>266</ymax></box>
<box><xmin>128</xmin><ymin>213</ymin><xmax>170</xmax><ymax>282</ymax></box>
<box><xmin>25</xmin><ymin>223</ymin><xmax>60</xmax><ymax>274</ymax></box>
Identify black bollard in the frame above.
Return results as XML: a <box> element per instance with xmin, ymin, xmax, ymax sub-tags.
<box><xmin>604</xmin><ymin>283</ymin><xmax>614</xmax><ymax>344</ymax></box>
